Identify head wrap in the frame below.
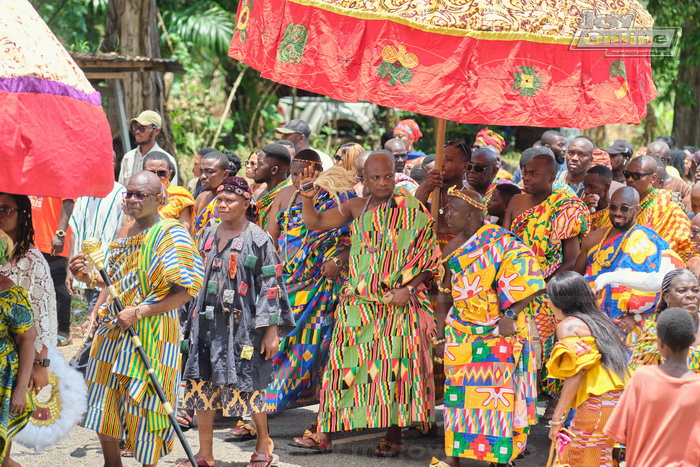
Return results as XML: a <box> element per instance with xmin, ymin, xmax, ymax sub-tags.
<box><xmin>474</xmin><ymin>128</ymin><xmax>506</xmax><ymax>151</ymax></box>
<box><xmin>591</xmin><ymin>148</ymin><xmax>612</xmax><ymax>169</ymax></box>
<box><xmin>394</xmin><ymin>119</ymin><xmax>423</xmax><ymax>143</ymax></box>
<box><xmin>217</xmin><ymin>176</ymin><xmax>252</xmax><ymax>199</ymax></box>
<box><xmin>0</xmin><ymin>230</ymin><xmax>14</xmax><ymax>267</ymax></box>
<box><xmin>447</xmin><ymin>186</ymin><xmax>487</xmax><ymax>215</ymax></box>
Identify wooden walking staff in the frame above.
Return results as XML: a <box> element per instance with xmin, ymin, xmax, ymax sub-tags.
<box><xmin>81</xmin><ymin>238</ymin><xmax>199</xmax><ymax>467</ymax></box>
<box><xmin>430</xmin><ymin>118</ymin><xmax>448</xmax><ymax>230</ymax></box>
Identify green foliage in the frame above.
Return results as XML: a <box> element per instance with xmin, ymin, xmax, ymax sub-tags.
<box><xmin>31</xmin><ymin>0</ymin><xmax>106</xmax><ymax>49</ymax></box>
<box><xmin>161</xmin><ymin>2</ymin><xmax>235</xmax><ymax>58</ymax></box>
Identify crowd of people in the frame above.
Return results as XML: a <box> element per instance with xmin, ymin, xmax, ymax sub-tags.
<box><xmin>0</xmin><ymin>110</ymin><xmax>699</xmax><ymax>467</ymax></box>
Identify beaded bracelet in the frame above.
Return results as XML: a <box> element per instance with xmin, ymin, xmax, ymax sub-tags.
<box><xmin>88</xmin><ymin>270</ymin><xmax>98</xmax><ymax>289</ymax></box>
<box><xmin>437</xmin><ymin>285</ymin><xmax>451</xmax><ymax>294</ymax></box>
<box><xmin>432</xmin><ymin>337</ymin><xmax>445</xmax><ymax>346</ymax></box>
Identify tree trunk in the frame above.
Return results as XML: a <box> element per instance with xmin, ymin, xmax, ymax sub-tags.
<box><xmin>101</xmin><ymin>0</ymin><xmax>176</xmax><ymax>159</ymax></box>
<box><xmin>672</xmin><ymin>21</ymin><xmax>700</xmax><ymax>147</ymax></box>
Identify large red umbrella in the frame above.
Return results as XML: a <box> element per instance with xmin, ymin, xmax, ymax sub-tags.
<box><xmin>0</xmin><ymin>0</ymin><xmax>114</xmax><ymax>198</ymax></box>
<box><xmin>228</xmin><ymin>0</ymin><xmax>657</xmax><ymax>216</ymax></box>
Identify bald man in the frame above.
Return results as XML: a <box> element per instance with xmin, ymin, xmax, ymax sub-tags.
<box><xmin>290</xmin><ymin>151</ymin><xmax>439</xmax><ymax>455</ymax></box>
<box><xmin>576</xmin><ymin>186</ymin><xmax>684</xmax><ymax>335</ymax></box>
<box><xmin>651</xmin><ymin>155</ymin><xmax>692</xmax><ymax>212</ymax></box>
<box><xmin>82</xmin><ymin>171</ymin><xmax>204</xmax><ymax>466</ymax></box>
<box><xmin>353</xmin><ymin>150</ymin><xmax>371</xmax><ymax>196</ymax></box>
<box><xmin>625</xmin><ymin>155</ymin><xmax>692</xmax><ymax>261</ymax></box>
<box><xmin>648</xmin><ymin>140</ymin><xmax>682</xmax><ymax>179</ymax></box>
<box><xmin>504</xmin><ymin>152</ymin><xmax>590</xmax><ymax>399</ymax></box>
<box><xmin>463</xmin><ymin>147</ymin><xmax>500</xmax><ymax>202</ymax></box>
<box><xmin>557</xmin><ymin>136</ymin><xmax>595</xmax><ymax>195</ymax></box>
<box><xmin>434</xmin><ymin>188</ymin><xmax>545</xmax><ymax>467</ymax></box>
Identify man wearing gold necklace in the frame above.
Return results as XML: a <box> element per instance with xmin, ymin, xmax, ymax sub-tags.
<box><xmin>575</xmin><ymin>187</ymin><xmax>684</xmax><ymax>336</ymax></box>
<box><xmin>430</xmin><ymin>188</ymin><xmax>545</xmax><ymax>467</ymax></box>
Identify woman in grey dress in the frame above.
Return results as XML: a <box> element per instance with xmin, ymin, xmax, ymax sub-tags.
<box><xmin>182</xmin><ymin>176</ymin><xmax>294</xmax><ymax>467</ymax></box>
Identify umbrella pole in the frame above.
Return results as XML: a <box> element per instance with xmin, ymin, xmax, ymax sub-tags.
<box><xmin>430</xmin><ymin>118</ymin><xmax>447</xmax><ymax>229</ymax></box>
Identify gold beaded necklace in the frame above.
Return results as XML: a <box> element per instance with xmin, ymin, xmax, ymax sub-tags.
<box><xmin>593</xmin><ymin>223</ymin><xmax>637</xmax><ymax>269</ymax></box>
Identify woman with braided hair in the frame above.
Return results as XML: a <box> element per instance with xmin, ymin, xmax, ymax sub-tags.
<box><xmin>630</xmin><ymin>269</ymin><xmax>700</xmax><ymax>371</ymax></box>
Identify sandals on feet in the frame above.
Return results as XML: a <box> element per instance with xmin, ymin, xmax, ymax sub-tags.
<box><xmin>375</xmin><ymin>438</ymin><xmax>404</xmax><ymax>457</ymax></box>
<box><xmin>175</xmin><ymin>454</ymin><xmax>215</xmax><ymax>467</ymax></box>
<box><xmin>225</xmin><ymin>420</ymin><xmax>258</xmax><ymax>441</ymax></box>
<box><xmin>246</xmin><ymin>452</ymin><xmax>279</xmax><ymax>467</ymax></box>
<box><xmin>176</xmin><ymin>409</ymin><xmax>193</xmax><ymax>432</ymax></box>
<box><xmin>288</xmin><ymin>432</ymin><xmax>332</xmax><ymax>453</ymax></box>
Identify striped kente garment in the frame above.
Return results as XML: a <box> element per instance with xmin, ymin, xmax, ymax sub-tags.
<box><xmin>82</xmin><ymin>220</ymin><xmax>204</xmax><ymax>465</ymax></box>
<box><xmin>266</xmin><ymin>189</ymin><xmax>353</xmax><ymax>414</ymax></box>
<box><xmin>636</xmin><ymin>188</ymin><xmax>693</xmax><ymax>262</ymax></box>
<box><xmin>317</xmin><ymin>194</ymin><xmax>439</xmax><ymax>432</ymax></box>
<box><xmin>254</xmin><ymin>179</ymin><xmax>292</xmax><ymax>229</ymax></box>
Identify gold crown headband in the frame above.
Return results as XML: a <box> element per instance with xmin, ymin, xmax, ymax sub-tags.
<box><xmin>447</xmin><ymin>186</ymin><xmax>487</xmax><ymax>213</ymax></box>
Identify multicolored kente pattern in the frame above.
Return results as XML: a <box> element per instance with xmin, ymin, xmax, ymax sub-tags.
<box><xmin>194</xmin><ymin>198</ymin><xmax>218</xmax><ymax>243</ymax></box>
<box><xmin>394</xmin><ymin>173</ymin><xmax>419</xmax><ymax>195</ymax></box>
<box><xmin>630</xmin><ymin>316</ymin><xmax>700</xmax><ymax>372</ymax></box>
<box><xmin>636</xmin><ymin>188</ymin><xmax>693</xmax><ymax>262</ymax></box>
<box><xmin>590</xmin><ymin>208</ymin><xmax>611</xmax><ymax>230</ymax></box>
<box><xmin>266</xmin><ymin>189</ymin><xmax>353</xmax><ymax>413</ymax></box>
<box><xmin>0</xmin><ymin>286</ymin><xmax>35</xmax><ymax>463</ymax></box>
<box><xmin>511</xmin><ymin>190</ymin><xmax>589</xmax><ymax>397</ymax></box>
<box><xmin>82</xmin><ymin>221</ymin><xmax>204</xmax><ymax>465</ymax></box>
<box><xmin>159</xmin><ymin>185</ymin><xmax>195</xmax><ymax>225</ymax></box>
<box><xmin>254</xmin><ymin>179</ymin><xmax>292</xmax><ymax>229</ymax></box>
<box><xmin>443</xmin><ymin>224</ymin><xmax>545</xmax><ymax>464</ymax></box>
<box><xmin>317</xmin><ymin>194</ymin><xmax>439</xmax><ymax>432</ymax></box>
<box><xmin>585</xmin><ymin>226</ymin><xmax>683</xmax><ymax>320</ymax></box>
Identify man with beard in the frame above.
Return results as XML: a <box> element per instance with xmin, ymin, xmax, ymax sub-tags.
<box><xmin>625</xmin><ymin>155</ymin><xmax>692</xmax><ymax>261</ymax></box>
<box><xmin>556</xmin><ymin>136</ymin><xmax>594</xmax><ymax>196</ymax></box>
<box><xmin>582</xmin><ymin>165</ymin><xmax>614</xmax><ymax>230</ymax></box>
<box><xmin>512</xmin><ymin>131</ymin><xmax>566</xmax><ymax>185</ymax></box>
<box><xmin>575</xmin><ymin>187</ymin><xmax>683</xmax><ymax>337</ymax></box>
<box><xmin>253</xmin><ymin>143</ymin><xmax>293</xmax><ymax>229</ymax></box>
<box><xmin>119</xmin><ymin>110</ymin><xmax>179</xmax><ymax>185</ymax></box>
<box><xmin>415</xmin><ymin>141</ymin><xmax>471</xmax><ymax>249</ymax></box>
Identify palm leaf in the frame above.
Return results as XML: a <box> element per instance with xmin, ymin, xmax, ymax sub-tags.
<box><xmin>162</xmin><ymin>2</ymin><xmax>235</xmax><ymax>56</ymax></box>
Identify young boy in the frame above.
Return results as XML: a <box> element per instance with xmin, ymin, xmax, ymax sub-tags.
<box><xmin>604</xmin><ymin>307</ymin><xmax>700</xmax><ymax>466</ymax></box>
<box><xmin>487</xmin><ymin>183</ymin><xmax>521</xmax><ymax>226</ymax></box>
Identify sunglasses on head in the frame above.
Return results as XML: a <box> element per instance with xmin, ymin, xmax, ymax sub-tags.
<box><xmin>623</xmin><ymin>170</ymin><xmax>654</xmax><ymax>180</ymax></box>
<box><xmin>445</xmin><ymin>140</ymin><xmax>469</xmax><ymax>155</ymax></box>
<box><xmin>609</xmin><ymin>203</ymin><xmax>636</xmax><ymax>213</ymax></box>
<box><xmin>131</xmin><ymin>123</ymin><xmax>157</xmax><ymax>133</ymax></box>
<box><xmin>148</xmin><ymin>170</ymin><xmax>169</xmax><ymax>178</ymax></box>
<box><xmin>467</xmin><ymin>163</ymin><xmax>489</xmax><ymax>173</ymax></box>
<box><xmin>122</xmin><ymin>191</ymin><xmax>158</xmax><ymax>201</ymax></box>
<box><xmin>334</xmin><ymin>154</ymin><xmax>344</xmax><ymax>161</ymax></box>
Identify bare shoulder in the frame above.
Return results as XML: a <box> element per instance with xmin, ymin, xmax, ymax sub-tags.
<box><xmin>442</xmin><ymin>234</ymin><xmax>466</xmax><ymax>259</ymax></box>
<box><xmin>346</xmin><ymin>196</ymin><xmax>369</xmax><ymax>218</ymax></box>
<box><xmin>275</xmin><ymin>185</ymin><xmax>297</xmax><ymax>208</ymax></box>
<box><xmin>556</xmin><ymin>316</ymin><xmax>591</xmax><ymax>339</ymax></box>
<box><xmin>582</xmin><ymin>227</ymin><xmax>608</xmax><ymax>249</ymax></box>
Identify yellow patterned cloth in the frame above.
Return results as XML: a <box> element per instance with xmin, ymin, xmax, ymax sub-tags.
<box><xmin>0</xmin><ymin>285</ymin><xmax>35</xmax><ymax>463</ymax></box>
<box><xmin>254</xmin><ymin>179</ymin><xmax>292</xmax><ymax>229</ymax></box>
<box><xmin>636</xmin><ymin>188</ymin><xmax>692</xmax><ymax>262</ymax></box>
<box><xmin>82</xmin><ymin>220</ymin><xmax>204</xmax><ymax>465</ymax></box>
<box><xmin>159</xmin><ymin>185</ymin><xmax>195</xmax><ymax>224</ymax></box>
<box><xmin>590</xmin><ymin>207</ymin><xmax>611</xmax><ymax>230</ymax></box>
<box><xmin>443</xmin><ymin>224</ymin><xmax>545</xmax><ymax>464</ymax></box>
<box><xmin>630</xmin><ymin>316</ymin><xmax>700</xmax><ymax>372</ymax></box>
<box><xmin>546</xmin><ymin>336</ymin><xmax>626</xmax><ymax>409</ymax></box>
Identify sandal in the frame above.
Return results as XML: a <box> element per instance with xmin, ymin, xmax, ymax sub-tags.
<box><xmin>288</xmin><ymin>432</ymin><xmax>332</xmax><ymax>453</ymax></box>
<box><xmin>375</xmin><ymin>437</ymin><xmax>404</xmax><ymax>457</ymax></box>
<box><xmin>57</xmin><ymin>334</ymin><xmax>73</xmax><ymax>347</ymax></box>
<box><xmin>246</xmin><ymin>452</ymin><xmax>279</xmax><ymax>467</ymax></box>
<box><xmin>176</xmin><ymin>409</ymin><xmax>193</xmax><ymax>431</ymax></box>
<box><xmin>402</xmin><ymin>424</ymin><xmax>438</xmax><ymax>439</ymax></box>
<box><xmin>175</xmin><ymin>454</ymin><xmax>215</xmax><ymax>467</ymax></box>
<box><xmin>225</xmin><ymin>420</ymin><xmax>258</xmax><ymax>441</ymax></box>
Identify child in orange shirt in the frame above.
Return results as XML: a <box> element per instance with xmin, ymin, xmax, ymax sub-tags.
<box><xmin>604</xmin><ymin>307</ymin><xmax>700</xmax><ymax>466</ymax></box>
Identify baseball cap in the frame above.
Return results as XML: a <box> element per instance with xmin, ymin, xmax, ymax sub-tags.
<box><xmin>130</xmin><ymin>110</ymin><xmax>162</xmax><ymax>128</ymax></box>
<box><xmin>275</xmin><ymin>119</ymin><xmax>311</xmax><ymax>137</ymax></box>
<box><xmin>603</xmin><ymin>139</ymin><xmax>633</xmax><ymax>157</ymax></box>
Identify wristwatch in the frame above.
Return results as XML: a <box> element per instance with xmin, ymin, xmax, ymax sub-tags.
<box><xmin>55</xmin><ymin>230</ymin><xmax>66</xmax><ymax>238</ymax></box>
<box><xmin>632</xmin><ymin>313</ymin><xmax>643</xmax><ymax>323</ymax></box>
<box><xmin>501</xmin><ymin>308</ymin><xmax>518</xmax><ymax>320</ymax></box>
<box><xmin>406</xmin><ymin>285</ymin><xmax>417</xmax><ymax>295</ymax></box>
<box><xmin>332</xmin><ymin>257</ymin><xmax>343</xmax><ymax>267</ymax></box>
<box><xmin>33</xmin><ymin>358</ymin><xmax>50</xmax><ymax>368</ymax></box>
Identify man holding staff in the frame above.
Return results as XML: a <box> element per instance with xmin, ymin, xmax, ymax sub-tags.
<box><xmin>77</xmin><ymin>171</ymin><xmax>204</xmax><ymax>466</ymax></box>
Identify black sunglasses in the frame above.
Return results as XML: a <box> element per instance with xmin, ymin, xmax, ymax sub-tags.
<box><xmin>148</xmin><ymin>170</ymin><xmax>169</xmax><ymax>178</ymax></box>
<box><xmin>334</xmin><ymin>154</ymin><xmax>343</xmax><ymax>161</ymax></box>
<box><xmin>623</xmin><ymin>170</ymin><xmax>654</xmax><ymax>180</ymax></box>
<box><xmin>467</xmin><ymin>163</ymin><xmax>489</xmax><ymax>173</ymax></box>
<box><xmin>131</xmin><ymin>123</ymin><xmax>157</xmax><ymax>133</ymax></box>
<box><xmin>122</xmin><ymin>191</ymin><xmax>158</xmax><ymax>201</ymax></box>
<box><xmin>609</xmin><ymin>203</ymin><xmax>636</xmax><ymax>213</ymax></box>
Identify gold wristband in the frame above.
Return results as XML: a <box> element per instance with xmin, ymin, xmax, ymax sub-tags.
<box><xmin>437</xmin><ymin>285</ymin><xmax>451</xmax><ymax>294</ymax></box>
<box><xmin>134</xmin><ymin>306</ymin><xmax>143</xmax><ymax>320</ymax></box>
<box><xmin>88</xmin><ymin>270</ymin><xmax>98</xmax><ymax>289</ymax></box>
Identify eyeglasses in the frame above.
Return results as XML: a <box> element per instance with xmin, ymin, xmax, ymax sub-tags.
<box><xmin>131</xmin><ymin>123</ymin><xmax>157</xmax><ymax>133</ymax></box>
<box><xmin>467</xmin><ymin>163</ymin><xmax>489</xmax><ymax>173</ymax></box>
<box><xmin>148</xmin><ymin>170</ymin><xmax>169</xmax><ymax>178</ymax></box>
<box><xmin>245</xmin><ymin>160</ymin><xmax>256</xmax><ymax>166</ymax></box>
<box><xmin>122</xmin><ymin>191</ymin><xmax>159</xmax><ymax>201</ymax></box>
<box><xmin>623</xmin><ymin>170</ymin><xmax>654</xmax><ymax>180</ymax></box>
<box><xmin>609</xmin><ymin>203</ymin><xmax>637</xmax><ymax>213</ymax></box>
<box><xmin>334</xmin><ymin>154</ymin><xmax>344</xmax><ymax>162</ymax></box>
<box><xmin>446</xmin><ymin>140</ymin><xmax>470</xmax><ymax>156</ymax></box>
<box><xmin>0</xmin><ymin>206</ymin><xmax>18</xmax><ymax>217</ymax></box>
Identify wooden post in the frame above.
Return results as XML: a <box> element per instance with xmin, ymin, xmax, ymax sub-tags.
<box><xmin>430</xmin><ymin>118</ymin><xmax>448</xmax><ymax>228</ymax></box>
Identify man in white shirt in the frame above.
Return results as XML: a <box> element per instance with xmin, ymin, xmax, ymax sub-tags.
<box><xmin>118</xmin><ymin>110</ymin><xmax>179</xmax><ymax>185</ymax></box>
<box><xmin>275</xmin><ymin>119</ymin><xmax>334</xmax><ymax>169</ymax></box>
